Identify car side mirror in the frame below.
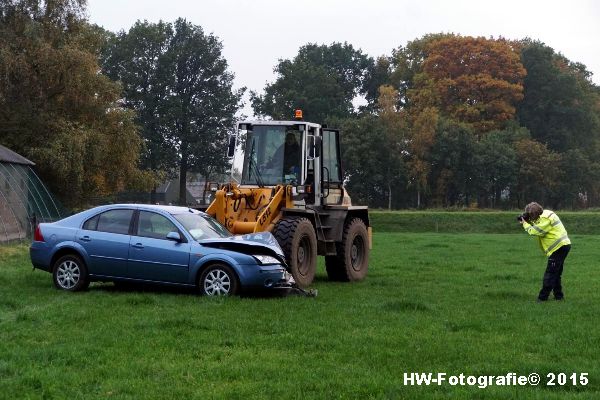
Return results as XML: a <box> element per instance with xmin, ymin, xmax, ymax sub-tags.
<box><xmin>166</xmin><ymin>231</ymin><xmax>182</xmax><ymax>242</ymax></box>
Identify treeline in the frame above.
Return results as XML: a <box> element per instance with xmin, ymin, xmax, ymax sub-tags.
<box><xmin>1</xmin><ymin>1</ymin><xmax>599</xmax><ymax>210</ymax></box>
<box><xmin>253</xmin><ymin>36</ymin><xmax>600</xmax><ymax>209</ymax></box>
<box><xmin>0</xmin><ymin>0</ymin><xmax>242</xmax><ymax>207</ymax></box>
<box><xmin>0</xmin><ymin>0</ymin><xmax>152</xmax><ymax>208</ymax></box>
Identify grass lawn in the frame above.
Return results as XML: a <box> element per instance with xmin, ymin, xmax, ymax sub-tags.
<box><xmin>1</xmin><ymin>232</ymin><xmax>599</xmax><ymax>399</ymax></box>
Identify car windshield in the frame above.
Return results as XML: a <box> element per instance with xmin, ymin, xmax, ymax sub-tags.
<box><xmin>240</xmin><ymin>125</ymin><xmax>302</xmax><ymax>186</ymax></box>
<box><xmin>172</xmin><ymin>213</ymin><xmax>232</xmax><ymax>240</ymax></box>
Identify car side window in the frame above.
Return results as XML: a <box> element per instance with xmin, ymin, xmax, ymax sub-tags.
<box><xmin>82</xmin><ymin>215</ymin><xmax>99</xmax><ymax>231</ymax></box>
<box><xmin>95</xmin><ymin>209</ymin><xmax>134</xmax><ymax>235</ymax></box>
<box><xmin>137</xmin><ymin>211</ymin><xmax>178</xmax><ymax>240</ymax></box>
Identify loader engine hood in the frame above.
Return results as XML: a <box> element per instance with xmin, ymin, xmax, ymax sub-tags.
<box><xmin>200</xmin><ymin>232</ymin><xmax>286</xmax><ymax>264</ymax></box>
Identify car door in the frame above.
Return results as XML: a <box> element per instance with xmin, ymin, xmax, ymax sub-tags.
<box><xmin>127</xmin><ymin>210</ymin><xmax>191</xmax><ymax>283</ymax></box>
<box><xmin>77</xmin><ymin>208</ymin><xmax>134</xmax><ymax>277</ymax></box>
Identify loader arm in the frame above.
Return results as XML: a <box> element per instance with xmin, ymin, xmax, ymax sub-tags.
<box><xmin>205</xmin><ymin>183</ymin><xmax>294</xmax><ymax>235</ymax></box>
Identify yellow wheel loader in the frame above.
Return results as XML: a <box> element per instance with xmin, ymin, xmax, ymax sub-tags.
<box><xmin>206</xmin><ymin>111</ymin><xmax>371</xmax><ymax>287</ymax></box>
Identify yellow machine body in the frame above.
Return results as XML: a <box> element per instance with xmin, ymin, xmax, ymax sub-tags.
<box><xmin>206</xmin><ymin>183</ymin><xmax>294</xmax><ymax>235</ymax></box>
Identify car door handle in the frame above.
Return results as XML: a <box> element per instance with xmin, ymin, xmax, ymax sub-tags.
<box><xmin>131</xmin><ymin>243</ymin><xmax>144</xmax><ymax>249</ymax></box>
<box><xmin>79</xmin><ymin>236</ymin><xmax>91</xmax><ymax>242</ymax></box>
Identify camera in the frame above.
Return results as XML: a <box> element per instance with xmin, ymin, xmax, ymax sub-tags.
<box><xmin>516</xmin><ymin>213</ymin><xmax>528</xmax><ymax>222</ymax></box>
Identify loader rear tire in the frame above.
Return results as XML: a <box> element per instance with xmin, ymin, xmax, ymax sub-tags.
<box><xmin>331</xmin><ymin>218</ymin><xmax>370</xmax><ymax>282</ymax></box>
<box><xmin>273</xmin><ymin>217</ymin><xmax>317</xmax><ymax>288</ymax></box>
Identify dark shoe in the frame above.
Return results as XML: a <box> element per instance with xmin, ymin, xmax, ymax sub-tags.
<box><xmin>537</xmin><ymin>298</ymin><xmax>548</xmax><ymax>303</ymax></box>
<box><xmin>554</xmin><ymin>297</ymin><xmax>564</xmax><ymax>301</ymax></box>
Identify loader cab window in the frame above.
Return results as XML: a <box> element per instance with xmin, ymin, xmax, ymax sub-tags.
<box><xmin>322</xmin><ymin>129</ymin><xmax>342</xmax><ymax>184</ymax></box>
<box><xmin>240</xmin><ymin>125</ymin><xmax>302</xmax><ymax>186</ymax></box>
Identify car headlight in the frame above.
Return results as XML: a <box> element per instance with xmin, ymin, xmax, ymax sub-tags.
<box><xmin>253</xmin><ymin>255</ymin><xmax>281</xmax><ymax>265</ymax></box>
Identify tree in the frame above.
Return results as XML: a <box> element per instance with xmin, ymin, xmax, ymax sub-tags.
<box><xmin>472</xmin><ymin>127</ymin><xmax>523</xmax><ymax>207</ymax></box>
<box><xmin>251</xmin><ymin>42</ymin><xmax>373</xmax><ymax>122</ymax></box>
<box><xmin>517</xmin><ymin>40</ymin><xmax>600</xmax><ymax>154</ymax></box>
<box><xmin>549</xmin><ymin>149</ymin><xmax>600</xmax><ymax>209</ymax></box>
<box><xmin>513</xmin><ymin>139</ymin><xmax>562</xmax><ymax>208</ymax></box>
<box><xmin>102</xmin><ymin>21</ymin><xmax>175</xmax><ymax>176</ymax></box>
<box><xmin>166</xmin><ymin>19</ymin><xmax>243</xmax><ymax>204</ymax></box>
<box><xmin>389</xmin><ymin>33</ymin><xmax>452</xmax><ymax>110</ymax></box>
<box><xmin>410</xmin><ymin>36</ymin><xmax>526</xmax><ymax>134</ymax></box>
<box><xmin>428</xmin><ymin>119</ymin><xmax>478</xmax><ymax>207</ymax></box>
<box><xmin>407</xmin><ymin>107</ymin><xmax>439</xmax><ymax>207</ymax></box>
<box><xmin>362</xmin><ymin>56</ymin><xmax>392</xmax><ymax>108</ymax></box>
<box><xmin>334</xmin><ymin>114</ymin><xmax>408</xmax><ymax>209</ymax></box>
<box><xmin>377</xmin><ymin>85</ymin><xmax>407</xmax><ymax>209</ymax></box>
<box><xmin>0</xmin><ymin>0</ymin><xmax>150</xmax><ymax>207</ymax></box>
<box><xmin>103</xmin><ymin>19</ymin><xmax>244</xmax><ymax>204</ymax></box>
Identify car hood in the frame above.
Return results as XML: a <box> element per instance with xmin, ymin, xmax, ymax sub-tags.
<box><xmin>199</xmin><ymin>232</ymin><xmax>286</xmax><ymax>264</ymax></box>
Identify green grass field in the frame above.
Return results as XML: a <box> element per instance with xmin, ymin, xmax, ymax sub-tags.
<box><xmin>1</xmin><ymin>228</ymin><xmax>599</xmax><ymax>398</ymax></box>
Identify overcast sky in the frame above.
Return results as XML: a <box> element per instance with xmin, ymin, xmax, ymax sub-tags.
<box><xmin>88</xmin><ymin>0</ymin><xmax>600</xmax><ymax>116</ymax></box>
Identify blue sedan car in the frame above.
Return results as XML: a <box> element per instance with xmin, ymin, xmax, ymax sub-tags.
<box><xmin>30</xmin><ymin>204</ymin><xmax>288</xmax><ymax>296</ymax></box>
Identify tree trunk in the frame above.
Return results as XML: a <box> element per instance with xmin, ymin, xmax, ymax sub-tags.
<box><xmin>179</xmin><ymin>148</ymin><xmax>188</xmax><ymax>205</ymax></box>
<box><xmin>150</xmin><ymin>185</ymin><xmax>157</xmax><ymax>204</ymax></box>
<box><xmin>387</xmin><ymin>181</ymin><xmax>392</xmax><ymax>211</ymax></box>
<box><xmin>149</xmin><ymin>158</ymin><xmax>158</xmax><ymax>204</ymax></box>
<box><xmin>417</xmin><ymin>190</ymin><xmax>421</xmax><ymax>208</ymax></box>
<box><xmin>202</xmin><ymin>180</ymin><xmax>209</xmax><ymax>205</ymax></box>
<box><xmin>202</xmin><ymin>171</ymin><xmax>211</xmax><ymax>204</ymax></box>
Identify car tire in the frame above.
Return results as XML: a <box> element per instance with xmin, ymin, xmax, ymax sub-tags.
<box><xmin>273</xmin><ymin>217</ymin><xmax>317</xmax><ymax>288</ymax></box>
<box><xmin>52</xmin><ymin>254</ymin><xmax>90</xmax><ymax>291</ymax></box>
<box><xmin>199</xmin><ymin>264</ymin><xmax>239</xmax><ymax>296</ymax></box>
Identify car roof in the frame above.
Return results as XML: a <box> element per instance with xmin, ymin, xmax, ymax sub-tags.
<box><xmin>103</xmin><ymin>204</ymin><xmax>202</xmax><ymax>215</ymax></box>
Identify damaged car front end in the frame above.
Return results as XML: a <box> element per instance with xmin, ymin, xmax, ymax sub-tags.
<box><xmin>199</xmin><ymin>231</ymin><xmax>315</xmax><ymax>295</ymax></box>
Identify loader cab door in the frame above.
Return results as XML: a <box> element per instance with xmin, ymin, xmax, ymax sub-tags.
<box><xmin>321</xmin><ymin>129</ymin><xmax>344</xmax><ymax>206</ymax></box>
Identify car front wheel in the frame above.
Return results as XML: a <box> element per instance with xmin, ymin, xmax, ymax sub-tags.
<box><xmin>52</xmin><ymin>254</ymin><xmax>90</xmax><ymax>291</ymax></box>
<box><xmin>199</xmin><ymin>264</ymin><xmax>239</xmax><ymax>296</ymax></box>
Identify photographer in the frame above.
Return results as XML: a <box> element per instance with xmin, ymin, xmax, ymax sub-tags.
<box><xmin>518</xmin><ymin>202</ymin><xmax>571</xmax><ymax>302</ymax></box>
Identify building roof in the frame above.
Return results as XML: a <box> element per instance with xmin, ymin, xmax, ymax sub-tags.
<box><xmin>0</xmin><ymin>145</ymin><xmax>35</xmax><ymax>166</ymax></box>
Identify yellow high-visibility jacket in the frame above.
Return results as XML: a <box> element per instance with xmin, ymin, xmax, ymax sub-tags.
<box><xmin>522</xmin><ymin>210</ymin><xmax>571</xmax><ymax>257</ymax></box>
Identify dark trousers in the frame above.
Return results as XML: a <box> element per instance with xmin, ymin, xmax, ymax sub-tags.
<box><xmin>539</xmin><ymin>244</ymin><xmax>571</xmax><ymax>300</ymax></box>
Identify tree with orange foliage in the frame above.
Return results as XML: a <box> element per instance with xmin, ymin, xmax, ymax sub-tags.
<box><xmin>410</xmin><ymin>36</ymin><xmax>526</xmax><ymax>135</ymax></box>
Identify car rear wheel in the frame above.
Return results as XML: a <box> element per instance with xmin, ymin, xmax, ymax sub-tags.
<box><xmin>199</xmin><ymin>264</ymin><xmax>239</xmax><ymax>296</ymax></box>
<box><xmin>52</xmin><ymin>254</ymin><xmax>90</xmax><ymax>291</ymax></box>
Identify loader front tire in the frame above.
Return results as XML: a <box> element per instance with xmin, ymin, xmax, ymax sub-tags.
<box><xmin>273</xmin><ymin>217</ymin><xmax>317</xmax><ymax>288</ymax></box>
<box><xmin>330</xmin><ymin>218</ymin><xmax>370</xmax><ymax>282</ymax></box>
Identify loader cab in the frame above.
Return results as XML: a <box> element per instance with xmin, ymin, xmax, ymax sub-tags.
<box><xmin>231</xmin><ymin>120</ymin><xmax>343</xmax><ymax>207</ymax></box>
